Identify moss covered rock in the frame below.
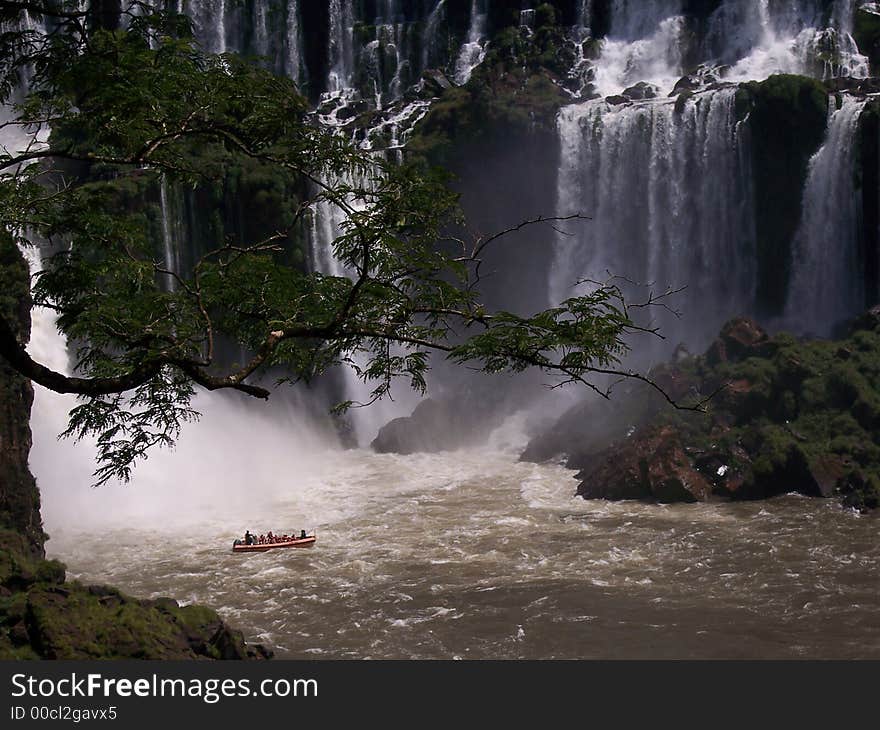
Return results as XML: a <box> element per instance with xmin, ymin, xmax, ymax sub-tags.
<box><xmin>735</xmin><ymin>75</ymin><xmax>829</xmax><ymax>316</ymax></box>
<box><xmin>0</xmin><ymin>239</ymin><xmax>46</xmax><ymax>556</ymax></box>
<box><xmin>525</xmin><ymin>314</ymin><xmax>880</xmax><ymax>511</ymax></box>
<box><xmin>0</xmin><ymin>534</ymin><xmax>271</xmax><ymax>660</ymax></box>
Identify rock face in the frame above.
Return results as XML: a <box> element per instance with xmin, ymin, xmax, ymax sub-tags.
<box><xmin>523</xmin><ymin>314</ymin><xmax>880</xmax><ymax>511</ymax></box>
<box><xmin>0</xmin><ymin>241</ymin><xmax>271</xmax><ymax>659</ymax></box>
<box><xmin>372</xmin><ymin>397</ymin><xmax>497</xmax><ymax>455</ymax></box>
<box><xmin>0</xmin><ymin>529</ymin><xmax>273</xmax><ymax>659</ymax></box>
<box><xmin>576</xmin><ymin>426</ymin><xmax>712</xmax><ymax>503</ymax></box>
<box><xmin>0</xmin><ymin>241</ymin><xmax>45</xmax><ymax>556</ymax></box>
<box><xmin>734</xmin><ymin>75</ymin><xmax>829</xmax><ymax>316</ymax></box>
<box><xmin>704</xmin><ymin>317</ymin><xmax>771</xmax><ymax>366</ymax></box>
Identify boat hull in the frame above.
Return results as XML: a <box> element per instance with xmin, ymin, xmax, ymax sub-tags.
<box><xmin>232</xmin><ymin>537</ymin><xmax>316</xmax><ymax>553</ymax></box>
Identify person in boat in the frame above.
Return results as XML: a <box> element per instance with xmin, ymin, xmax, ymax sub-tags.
<box><xmin>267</xmin><ymin>531</ymin><xmax>275</xmax><ymax>543</ymax></box>
<box><xmin>258</xmin><ymin>534</ymin><xmax>265</xmax><ymax>544</ymax></box>
<box><xmin>244</xmin><ymin>531</ymin><xmax>254</xmax><ymax>546</ymax></box>
<box><xmin>300</xmin><ymin>529</ymin><xmax>307</xmax><ymax>539</ymax></box>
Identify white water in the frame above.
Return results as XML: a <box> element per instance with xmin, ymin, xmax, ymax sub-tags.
<box><xmin>592</xmin><ymin>0</ymin><xmax>868</xmax><ymax>97</ymax></box>
<box><xmin>158</xmin><ymin>176</ymin><xmax>181</xmax><ymax>292</ymax></box>
<box><xmin>45</xmin><ymin>438</ymin><xmax>880</xmax><ymax>659</ymax></box>
<box><xmin>327</xmin><ymin>0</ymin><xmax>356</xmax><ymax>94</ymax></box>
<box><xmin>455</xmin><ymin>0</ymin><xmax>489</xmax><ymax>85</ymax></box>
<box><xmin>552</xmin><ymin>88</ymin><xmax>754</xmax><ymax>354</ymax></box>
<box><xmin>284</xmin><ymin>0</ymin><xmax>304</xmax><ymax>84</ymax></box>
<box><xmin>423</xmin><ymin>0</ymin><xmax>448</xmax><ymax>70</ymax></box>
<box><xmin>785</xmin><ymin>94</ymin><xmax>869</xmax><ymax>332</ymax></box>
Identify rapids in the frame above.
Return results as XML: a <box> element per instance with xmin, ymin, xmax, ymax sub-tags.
<box><xmin>42</xmin><ymin>425</ymin><xmax>880</xmax><ymax>659</ymax></box>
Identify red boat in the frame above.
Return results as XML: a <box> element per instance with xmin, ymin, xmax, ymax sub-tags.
<box><xmin>232</xmin><ymin>534</ymin><xmax>316</xmax><ymax>553</ymax></box>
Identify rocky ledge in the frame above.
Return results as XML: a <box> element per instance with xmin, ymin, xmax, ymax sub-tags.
<box><xmin>0</xmin><ymin>242</ymin><xmax>270</xmax><ymax>660</ymax></box>
<box><xmin>522</xmin><ymin>311</ymin><xmax>880</xmax><ymax>512</ymax></box>
<box><xmin>0</xmin><ymin>529</ymin><xmax>272</xmax><ymax>660</ymax></box>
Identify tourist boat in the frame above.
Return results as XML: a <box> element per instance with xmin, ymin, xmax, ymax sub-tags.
<box><xmin>232</xmin><ymin>534</ymin><xmax>317</xmax><ymax>553</ymax></box>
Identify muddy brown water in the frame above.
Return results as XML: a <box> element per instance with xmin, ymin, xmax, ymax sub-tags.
<box><xmin>45</xmin><ymin>445</ymin><xmax>880</xmax><ymax>659</ymax></box>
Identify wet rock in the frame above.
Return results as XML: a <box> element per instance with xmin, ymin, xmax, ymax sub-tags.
<box><xmin>647</xmin><ymin>362</ymin><xmax>701</xmax><ymax>403</ymax></box>
<box><xmin>371</xmin><ymin>396</ymin><xmax>502</xmax><ymax>455</ymax></box>
<box><xmin>423</xmin><ymin>69</ymin><xmax>453</xmax><ymax>92</ymax></box>
<box><xmin>704</xmin><ymin>317</ymin><xmax>770</xmax><ymax>366</ymax></box>
<box><xmin>671</xmin><ymin>74</ymin><xmax>703</xmax><ymax>95</ymax></box>
<box><xmin>526</xmin><ymin>314</ymin><xmax>880</xmax><ymax>511</ymax></box>
<box><xmin>605</xmin><ymin>94</ymin><xmax>630</xmax><ymax>106</ymax></box>
<box><xmin>8</xmin><ymin>621</ymin><xmax>29</xmax><ymax>647</ymax></box>
<box><xmin>838</xmin><ymin>469</ymin><xmax>880</xmax><ymax>513</ymax></box>
<box><xmin>247</xmin><ymin>643</ymin><xmax>274</xmax><ymax>660</ymax></box>
<box><xmin>622</xmin><ymin>81</ymin><xmax>658</xmax><ymax>100</ymax></box>
<box><xmin>850</xmin><ymin>304</ymin><xmax>880</xmax><ymax>333</ymax></box>
<box><xmin>143</xmin><ymin>596</ymin><xmax>180</xmax><ymax>612</ymax></box>
<box><xmin>805</xmin><ymin>454</ymin><xmax>847</xmax><ymax>498</ymax></box>
<box><xmin>0</xmin><ymin>243</ymin><xmax>45</xmax><ymax>556</ymax></box>
<box><xmin>576</xmin><ymin>426</ymin><xmax>713</xmax><ymax>503</ymax></box>
<box><xmin>334</xmin><ymin>99</ymin><xmax>370</xmax><ymax>121</ymax></box>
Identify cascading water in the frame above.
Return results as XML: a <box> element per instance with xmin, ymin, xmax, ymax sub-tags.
<box><xmin>455</xmin><ymin>0</ymin><xmax>489</xmax><ymax>85</ymax></box>
<box><xmin>555</xmin><ymin>0</ymin><xmax>873</xmax><ymax>351</ymax></box>
<box><xmin>589</xmin><ymin>0</ymin><xmax>868</xmax><ymax>97</ymax></box>
<box><xmin>708</xmin><ymin>0</ymin><xmax>870</xmax><ymax>82</ymax></box>
<box><xmin>327</xmin><ymin>0</ymin><xmax>356</xmax><ymax>95</ymax></box>
<box><xmin>284</xmin><ymin>0</ymin><xmax>304</xmax><ymax>85</ymax></box>
<box><xmin>423</xmin><ymin>0</ymin><xmax>448</xmax><ymax>69</ymax></box>
<box><xmin>158</xmin><ymin>176</ymin><xmax>182</xmax><ymax>292</ymax></box>
<box><xmin>187</xmin><ymin>0</ymin><xmax>228</xmax><ymax>54</ymax></box>
<box><xmin>552</xmin><ymin>88</ymin><xmax>755</xmax><ymax>354</ymax></box>
<box><xmin>785</xmin><ymin>94</ymin><xmax>869</xmax><ymax>333</ymax></box>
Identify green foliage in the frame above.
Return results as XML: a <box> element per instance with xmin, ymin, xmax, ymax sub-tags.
<box><xmin>1</xmin><ymin>3</ymin><xmax>659</xmax><ymax>486</ymax></box>
<box><xmin>664</xmin><ymin>319</ymin><xmax>880</xmax><ymax>507</ymax></box>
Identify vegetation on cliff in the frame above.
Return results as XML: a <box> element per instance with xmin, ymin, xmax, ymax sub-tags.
<box><xmin>0</xmin><ymin>529</ymin><xmax>270</xmax><ymax>659</ymax></box>
<box><xmin>407</xmin><ymin>11</ymin><xmax>571</xmax><ymax>168</ymax></box>
<box><xmin>524</xmin><ymin>312</ymin><xmax>880</xmax><ymax>512</ymax></box>
<box><xmin>735</xmin><ymin>75</ymin><xmax>829</xmax><ymax>316</ymax></box>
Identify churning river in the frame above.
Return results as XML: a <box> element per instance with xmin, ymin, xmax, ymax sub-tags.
<box><xmin>38</xmin><ymin>406</ymin><xmax>880</xmax><ymax>660</ymax></box>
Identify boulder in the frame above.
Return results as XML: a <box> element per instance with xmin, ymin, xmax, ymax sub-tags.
<box><xmin>805</xmin><ymin>453</ymin><xmax>847</xmax><ymax>498</ymax></box>
<box><xmin>622</xmin><ymin>81</ymin><xmax>658</xmax><ymax>100</ymax></box>
<box><xmin>605</xmin><ymin>94</ymin><xmax>631</xmax><ymax>106</ymax></box>
<box><xmin>423</xmin><ymin>69</ymin><xmax>454</xmax><ymax>92</ymax></box>
<box><xmin>576</xmin><ymin>426</ymin><xmax>713</xmax><ymax>503</ymax></box>
<box><xmin>671</xmin><ymin>74</ymin><xmax>702</xmax><ymax>94</ymax></box>
<box><xmin>371</xmin><ymin>396</ymin><xmax>501</xmax><ymax>455</ymax></box>
<box><xmin>704</xmin><ymin>317</ymin><xmax>769</xmax><ymax>365</ymax></box>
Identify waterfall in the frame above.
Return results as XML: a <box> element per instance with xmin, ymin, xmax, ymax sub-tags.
<box><xmin>552</xmin><ymin>88</ymin><xmax>755</xmax><ymax>352</ymax></box>
<box><xmin>576</xmin><ymin>0</ymin><xmax>593</xmax><ymax>36</ymax></box>
<box><xmin>284</xmin><ymin>0</ymin><xmax>304</xmax><ymax>85</ymax></box>
<box><xmin>158</xmin><ymin>176</ymin><xmax>181</xmax><ymax>292</ymax></box>
<box><xmin>327</xmin><ymin>0</ymin><xmax>355</xmax><ymax>95</ymax></box>
<box><xmin>592</xmin><ymin>15</ymin><xmax>685</xmax><ymax>96</ymax></box>
<box><xmin>589</xmin><ymin>0</ymin><xmax>686</xmax><ymax>96</ymax></box>
<box><xmin>588</xmin><ymin>1</ymin><xmax>869</xmax><ymax>97</ymax></box>
<box><xmin>705</xmin><ymin>0</ymin><xmax>869</xmax><ymax>83</ymax></box>
<box><xmin>188</xmin><ymin>0</ymin><xmax>228</xmax><ymax>54</ymax></box>
<box><xmin>785</xmin><ymin>95</ymin><xmax>868</xmax><ymax>334</ymax></box>
<box><xmin>454</xmin><ymin>0</ymin><xmax>489</xmax><ymax>85</ymax></box>
<box><xmin>252</xmin><ymin>1</ymin><xmax>269</xmax><ymax>62</ymax></box>
<box><xmin>306</xmin><ymin>165</ymin><xmax>418</xmax><ymax>445</ymax></box>
<box><xmin>423</xmin><ymin>0</ymin><xmax>447</xmax><ymax>70</ymax></box>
